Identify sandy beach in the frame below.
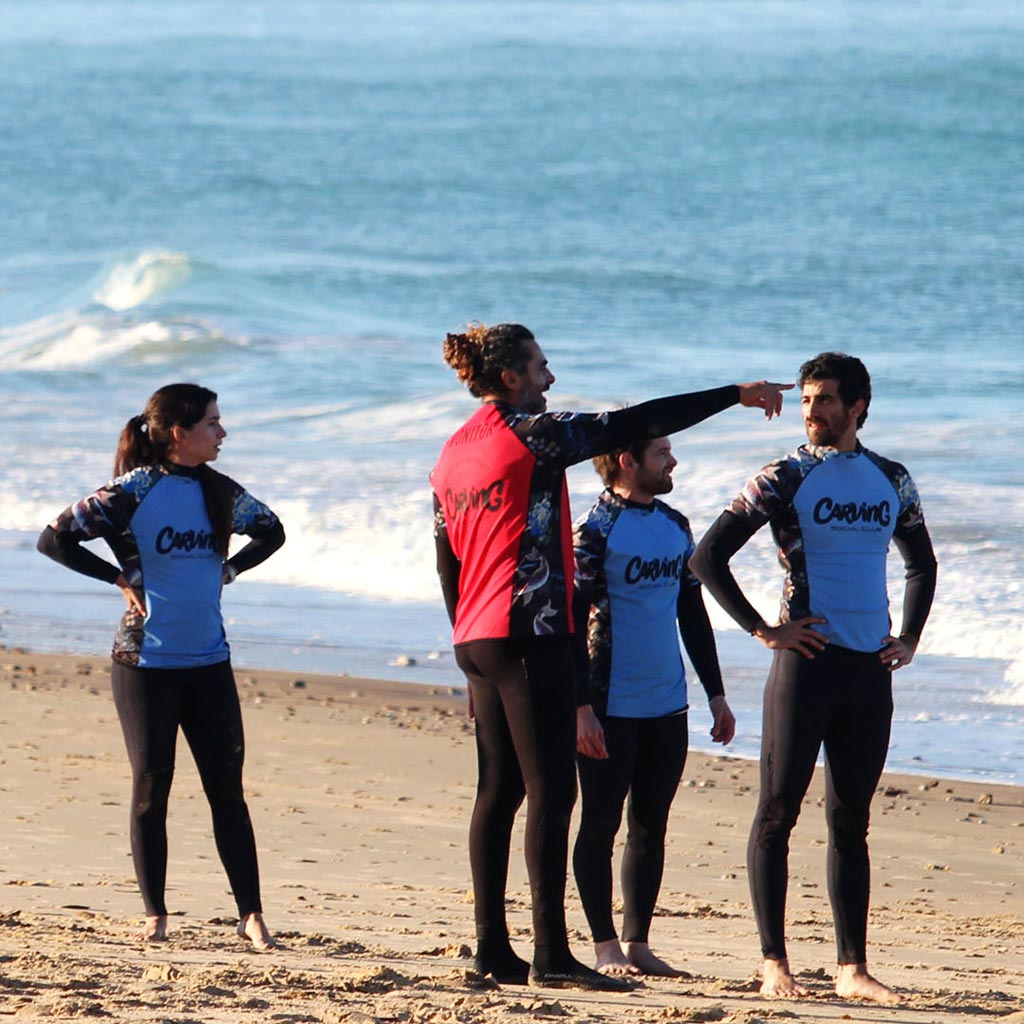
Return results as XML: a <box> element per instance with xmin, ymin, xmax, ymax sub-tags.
<box><xmin>1</xmin><ymin>649</ymin><xmax>1021</xmax><ymax>1023</ymax></box>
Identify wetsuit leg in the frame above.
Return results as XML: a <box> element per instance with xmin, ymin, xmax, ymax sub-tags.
<box><xmin>621</xmin><ymin>712</ymin><xmax>688</xmax><ymax>944</ymax></box>
<box><xmin>111</xmin><ymin>661</ymin><xmax>181</xmax><ymax>918</ymax></box>
<box><xmin>458</xmin><ymin>637</ymin><xmax>578</xmax><ymax>974</ymax></box>
<box><xmin>573</xmin><ymin>716</ymin><xmax>639</xmax><ymax>942</ymax></box>
<box><xmin>459</xmin><ymin>651</ymin><xmax>527</xmax><ymax>977</ymax></box>
<box><xmin>177</xmin><ymin>660</ymin><xmax>262</xmax><ymax>917</ymax></box>
<box><xmin>821</xmin><ymin>648</ymin><xmax>893</xmax><ymax>965</ymax></box>
<box><xmin>748</xmin><ymin>649</ymin><xmax>832</xmax><ymax>961</ymax></box>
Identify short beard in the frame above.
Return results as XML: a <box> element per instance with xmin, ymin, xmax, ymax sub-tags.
<box><xmin>806</xmin><ymin>423</ymin><xmax>840</xmax><ymax>447</ymax></box>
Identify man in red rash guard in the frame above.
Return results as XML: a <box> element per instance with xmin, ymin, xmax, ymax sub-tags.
<box><xmin>432</xmin><ymin>321</ymin><xmax>789</xmax><ymax>991</ymax></box>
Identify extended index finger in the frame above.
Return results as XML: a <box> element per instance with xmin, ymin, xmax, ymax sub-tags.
<box><xmin>766</xmin><ymin>382</ymin><xmax>795</xmax><ymax>418</ymax></box>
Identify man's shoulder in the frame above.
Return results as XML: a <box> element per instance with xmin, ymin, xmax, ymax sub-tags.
<box><xmin>652</xmin><ymin>498</ymin><xmax>692</xmax><ymax>533</ymax></box>
<box><xmin>747</xmin><ymin>445</ymin><xmax>818</xmax><ymax>490</ymax></box>
<box><xmin>747</xmin><ymin>443</ymin><xmax>817</xmax><ymax>473</ymax></box>
<box><xmin>857</xmin><ymin>445</ymin><xmax>924</xmax><ymax>519</ymax></box>
<box><xmin>574</xmin><ymin>488</ymin><xmax>622</xmax><ymax>541</ymax></box>
<box><xmin>858</xmin><ymin>445</ymin><xmax>913</xmax><ymax>482</ymax></box>
<box><xmin>728</xmin><ymin>446</ymin><xmax>818</xmax><ymax>520</ymax></box>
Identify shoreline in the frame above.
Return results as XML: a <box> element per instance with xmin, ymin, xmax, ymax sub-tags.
<box><xmin>6</xmin><ymin>626</ymin><xmax>1019</xmax><ymax>786</ymax></box>
<box><xmin>2</xmin><ymin>649</ymin><xmax>1022</xmax><ymax>1022</ymax></box>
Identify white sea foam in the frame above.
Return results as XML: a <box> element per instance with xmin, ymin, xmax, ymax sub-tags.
<box><xmin>0</xmin><ymin>493</ymin><xmax>60</xmax><ymax>533</ymax></box>
<box><xmin>244</xmin><ymin>493</ymin><xmax>440</xmax><ymax>603</ymax></box>
<box><xmin>0</xmin><ymin>310</ymin><xmax>84</xmax><ymax>368</ymax></box>
<box><xmin>18</xmin><ymin>321</ymin><xmax>177</xmax><ymax>370</ymax></box>
<box><xmin>991</xmin><ymin>677</ymin><xmax>1024</xmax><ymax>706</ymax></box>
<box><xmin>0</xmin><ymin>311</ymin><xmax>247</xmax><ymax>373</ymax></box>
<box><xmin>94</xmin><ymin>251</ymin><xmax>192</xmax><ymax>311</ymax></box>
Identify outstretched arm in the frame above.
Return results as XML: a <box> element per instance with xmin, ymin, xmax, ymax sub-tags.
<box><xmin>521</xmin><ymin>382</ymin><xmax>793</xmax><ymax>469</ymax></box>
<box><xmin>603</xmin><ymin>381</ymin><xmax>791</xmax><ymax>449</ymax></box>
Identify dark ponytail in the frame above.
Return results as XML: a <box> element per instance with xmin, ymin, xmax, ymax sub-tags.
<box><xmin>114</xmin><ymin>414</ymin><xmax>159</xmax><ymax>477</ymax></box>
<box><xmin>114</xmin><ymin>383</ymin><xmax>233</xmax><ymax>557</ymax></box>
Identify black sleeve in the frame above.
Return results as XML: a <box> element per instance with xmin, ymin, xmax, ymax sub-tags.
<box><xmin>36</xmin><ymin>524</ymin><xmax>121</xmax><ymax>585</ymax></box>
<box><xmin>602</xmin><ymin>386</ymin><xmax>740</xmax><ymax>450</ymax></box>
<box><xmin>226</xmin><ymin>520</ymin><xmax>286</xmax><ymax>577</ymax></box>
<box><xmin>518</xmin><ymin>386</ymin><xmax>742</xmax><ymax>468</ymax></box>
<box><xmin>433</xmin><ymin>494</ymin><xmax>461</xmax><ymax>627</ymax></box>
<box><xmin>571</xmin><ymin>581</ymin><xmax>594</xmax><ymax>708</ymax></box>
<box><xmin>689</xmin><ymin>510</ymin><xmax>766</xmax><ymax>634</ymax></box>
<box><xmin>676</xmin><ymin>582</ymin><xmax>725</xmax><ymax>702</ymax></box>
<box><xmin>893</xmin><ymin>524</ymin><xmax>937</xmax><ymax>641</ymax></box>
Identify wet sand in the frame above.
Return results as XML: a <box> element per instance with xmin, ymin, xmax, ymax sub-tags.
<box><xmin>1</xmin><ymin>651</ymin><xmax>1022</xmax><ymax>1022</ymax></box>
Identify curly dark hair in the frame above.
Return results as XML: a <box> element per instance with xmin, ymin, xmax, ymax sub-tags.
<box><xmin>442</xmin><ymin>322</ymin><xmax>535</xmax><ymax>398</ymax></box>
<box><xmin>798</xmin><ymin>352</ymin><xmax>871</xmax><ymax>428</ymax></box>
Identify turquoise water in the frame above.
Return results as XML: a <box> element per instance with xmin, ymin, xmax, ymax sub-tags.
<box><xmin>1</xmin><ymin>0</ymin><xmax>1021</xmax><ymax>780</ymax></box>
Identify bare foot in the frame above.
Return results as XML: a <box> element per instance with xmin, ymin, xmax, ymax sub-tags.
<box><xmin>237</xmin><ymin>912</ymin><xmax>276</xmax><ymax>952</ymax></box>
<box><xmin>593</xmin><ymin>939</ymin><xmax>641</xmax><ymax>976</ymax></box>
<box><xmin>138</xmin><ymin>915</ymin><xmax>168</xmax><ymax>942</ymax></box>
<box><xmin>624</xmin><ymin>941</ymin><xmax>686</xmax><ymax>977</ymax></box>
<box><xmin>835</xmin><ymin>963</ymin><xmax>902</xmax><ymax>1004</ymax></box>
<box><xmin>760</xmin><ymin>957</ymin><xmax>811</xmax><ymax>998</ymax></box>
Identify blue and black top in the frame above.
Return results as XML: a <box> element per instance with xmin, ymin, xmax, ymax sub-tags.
<box><xmin>573</xmin><ymin>488</ymin><xmax>724</xmax><ymax>718</ymax></box>
<box><xmin>38</xmin><ymin>463</ymin><xmax>284</xmax><ymax>669</ymax></box>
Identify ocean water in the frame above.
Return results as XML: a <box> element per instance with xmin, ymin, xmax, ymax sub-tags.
<box><xmin>1</xmin><ymin>1</ymin><xmax>1021</xmax><ymax>783</ymax></box>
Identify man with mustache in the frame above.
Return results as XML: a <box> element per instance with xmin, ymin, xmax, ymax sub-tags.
<box><xmin>572</xmin><ymin>435</ymin><xmax>735</xmax><ymax>978</ymax></box>
<box><xmin>432</xmin><ymin>321</ymin><xmax>789</xmax><ymax>991</ymax></box>
<box><xmin>691</xmin><ymin>352</ymin><xmax>937</xmax><ymax>1005</ymax></box>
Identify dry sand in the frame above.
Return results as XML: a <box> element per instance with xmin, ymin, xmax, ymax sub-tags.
<box><xmin>1</xmin><ymin>650</ymin><xmax>1021</xmax><ymax>1023</ymax></box>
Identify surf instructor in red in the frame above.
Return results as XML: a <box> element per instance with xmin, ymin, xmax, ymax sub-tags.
<box><xmin>432</xmin><ymin>322</ymin><xmax>789</xmax><ymax>991</ymax></box>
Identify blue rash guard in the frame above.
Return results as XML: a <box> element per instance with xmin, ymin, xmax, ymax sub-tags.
<box><xmin>39</xmin><ymin>463</ymin><xmax>282</xmax><ymax>669</ymax></box>
<box><xmin>692</xmin><ymin>442</ymin><xmax>937</xmax><ymax>652</ymax></box>
<box><xmin>573</xmin><ymin>489</ymin><xmax>724</xmax><ymax>717</ymax></box>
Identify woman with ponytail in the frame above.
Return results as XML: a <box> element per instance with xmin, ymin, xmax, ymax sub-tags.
<box><xmin>38</xmin><ymin>383</ymin><xmax>285</xmax><ymax>948</ymax></box>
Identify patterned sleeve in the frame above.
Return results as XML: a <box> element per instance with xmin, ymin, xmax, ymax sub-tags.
<box><xmin>873</xmin><ymin>456</ymin><xmax>936</xmax><ymax>639</ymax></box>
<box><xmin>230</xmin><ymin>484</ymin><xmax>281</xmax><ymax>536</ymax></box>
<box><xmin>512</xmin><ymin>386</ymin><xmax>740</xmax><ymax>469</ymax></box>
<box><xmin>515</xmin><ymin>409</ymin><xmax>617</xmax><ymax>469</ymax></box>
<box><xmin>51</xmin><ymin>472</ymin><xmax>142</xmax><ymax>542</ymax></box>
<box><xmin>893</xmin><ymin>465</ymin><xmax>926</xmax><ymax>535</ymax></box>
<box><xmin>728</xmin><ymin>452</ymin><xmax>806</xmax><ymax>526</ymax></box>
<box><xmin>433</xmin><ymin>492</ymin><xmax>461</xmax><ymax>627</ymax></box>
<box><xmin>39</xmin><ymin>470</ymin><xmax>152</xmax><ymax>585</ymax></box>
<box><xmin>573</xmin><ymin>501</ymin><xmax>612</xmax><ymax>589</ymax></box>
<box><xmin>432</xmin><ymin>486</ymin><xmax>448</xmax><ymax>539</ymax></box>
<box><xmin>572</xmin><ymin>497</ymin><xmax>615</xmax><ymax>707</ymax></box>
<box><xmin>221</xmin><ymin>477</ymin><xmax>285</xmax><ymax>579</ymax></box>
<box><xmin>690</xmin><ymin>454</ymin><xmax>807</xmax><ymax>635</ymax></box>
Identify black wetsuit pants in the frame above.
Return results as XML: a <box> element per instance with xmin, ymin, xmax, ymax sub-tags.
<box><xmin>574</xmin><ymin>711</ymin><xmax>688</xmax><ymax>944</ymax></box>
<box><xmin>455</xmin><ymin>636</ymin><xmax>578</xmax><ymax>975</ymax></box>
<box><xmin>111</xmin><ymin>659</ymin><xmax>262</xmax><ymax>919</ymax></box>
<box><xmin>749</xmin><ymin>646</ymin><xmax>892</xmax><ymax>965</ymax></box>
